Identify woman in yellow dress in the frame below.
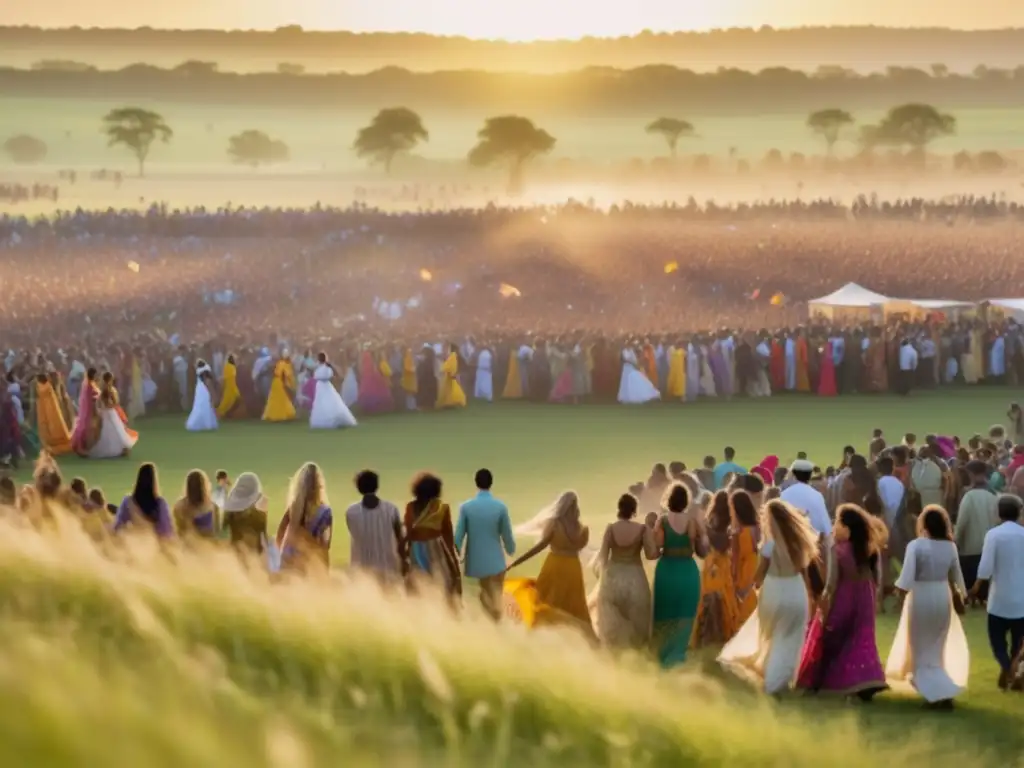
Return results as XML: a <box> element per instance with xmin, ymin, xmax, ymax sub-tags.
<box><xmin>217</xmin><ymin>354</ymin><xmax>246</xmax><ymax>419</ymax></box>
<box><xmin>666</xmin><ymin>343</ymin><xmax>686</xmax><ymax>400</ymax></box>
<box><xmin>730</xmin><ymin>489</ymin><xmax>761</xmax><ymax>625</ymax></box>
<box><xmin>504</xmin><ymin>490</ymin><xmax>596</xmax><ymax>639</ymax></box>
<box><xmin>263</xmin><ymin>351</ymin><xmax>297</xmax><ymax>422</ymax></box>
<box><xmin>436</xmin><ymin>344</ymin><xmax>467</xmax><ymax>409</ymax></box>
<box><xmin>692</xmin><ymin>491</ymin><xmax>741</xmax><ymax>647</ymax></box>
<box><xmin>400</xmin><ymin>348</ymin><xmax>418</xmax><ymax>409</ymax></box>
<box><xmin>503</xmin><ymin>349</ymin><xmax>522</xmax><ymax>399</ymax></box>
<box><xmin>34</xmin><ymin>374</ymin><xmax>73</xmax><ymax>456</ymax></box>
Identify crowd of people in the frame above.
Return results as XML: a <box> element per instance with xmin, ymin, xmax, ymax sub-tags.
<box><xmin>4</xmin><ymin>417</ymin><xmax>1024</xmax><ymax>704</ymax></box>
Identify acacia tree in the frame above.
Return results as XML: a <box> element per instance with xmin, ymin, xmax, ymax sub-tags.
<box><xmin>353</xmin><ymin>107</ymin><xmax>428</xmax><ymax>174</ymax></box>
<box><xmin>862</xmin><ymin>103</ymin><xmax>956</xmax><ymax>166</ymax></box>
<box><xmin>102</xmin><ymin>107</ymin><xmax>173</xmax><ymax>177</ymax></box>
<box><xmin>3</xmin><ymin>134</ymin><xmax>48</xmax><ymax>164</ymax></box>
<box><xmin>468</xmin><ymin>115</ymin><xmax>556</xmax><ymax>195</ymax></box>
<box><xmin>227</xmin><ymin>130</ymin><xmax>289</xmax><ymax>168</ymax></box>
<box><xmin>645</xmin><ymin>117</ymin><xmax>695</xmax><ymax>158</ymax></box>
<box><xmin>806</xmin><ymin>108</ymin><xmax>855</xmax><ymax>155</ymax></box>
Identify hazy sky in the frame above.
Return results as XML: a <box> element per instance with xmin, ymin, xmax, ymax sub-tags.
<box><xmin>3</xmin><ymin>0</ymin><xmax>1022</xmax><ymax>40</ymax></box>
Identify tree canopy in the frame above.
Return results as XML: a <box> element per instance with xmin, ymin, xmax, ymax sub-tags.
<box><xmin>869</xmin><ymin>103</ymin><xmax>957</xmax><ymax>149</ymax></box>
<box><xmin>227</xmin><ymin>130</ymin><xmax>289</xmax><ymax>168</ymax></box>
<box><xmin>102</xmin><ymin>107</ymin><xmax>173</xmax><ymax>177</ymax></box>
<box><xmin>3</xmin><ymin>134</ymin><xmax>48</xmax><ymax>164</ymax></box>
<box><xmin>352</xmin><ymin>107</ymin><xmax>428</xmax><ymax>174</ymax></box>
<box><xmin>468</xmin><ymin>115</ymin><xmax>556</xmax><ymax>195</ymax></box>
<box><xmin>806</xmin><ymin>108</ymin><xmax>855</xmax><ymax>154</ymax></box>
<box><xmin>645</xmin><ymin>117</ymin><xmax>695</xmax><ymax>157</ymax></box>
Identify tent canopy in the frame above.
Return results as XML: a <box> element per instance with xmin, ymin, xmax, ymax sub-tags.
<box><xmin>809</xmin><ymin>283</ymin><xmax>891</xmax><ymax>308</ymax></box>
<box><xmin>901</xmin><ymin>299</ymin><xmax>976</xmax><ymax>310</ymax></box>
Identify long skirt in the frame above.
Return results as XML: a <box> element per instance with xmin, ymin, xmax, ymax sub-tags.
<box><xmin>593</xmin><ymin>561</ymin><xmax>652</xmax><ymax>650</ymax></box>
<box><xmin>652</xmin><ymin>556</ymin><xmax>701</xmax><ymax>667</ymax></box>
<box><xmin>718</xmin><ymin>573</ymin><xmax>808</xmax><ymax>694</ymax></box>
<box><xmin>885</xmin><ymin>581</ymin><xmax>969</xmax><ymax>702</ymax></box>
<box><xmin>505</xmin><ymin>553</ymin><xmax>595</xmax><ymax>639</ymax></box>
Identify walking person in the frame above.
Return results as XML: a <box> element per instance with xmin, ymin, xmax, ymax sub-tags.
<box><xmin>345</xmin><ymin>470</ymin><xmax>405</xmax><ymax>586</ymax></box>
<box><xmin>970</xmin><ymin>495</ymin><xmax>1024</xmax><ymax>690</ymax></box>
<box><xmin>897</xmin><ymin>338</ymin><xmax>918</xmax><ymax>396</ymax></box>
<box><xmin>454</xmin><ymin>469</ymin><xmax>516</xmax><ymax>619</ymax></box>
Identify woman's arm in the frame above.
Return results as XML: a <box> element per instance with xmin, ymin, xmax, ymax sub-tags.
<box><xmin>641</xmin><ymin>524</ymin><xmax>660</xmax><ymax>560</ymax></box>
<box><xmin>506</xmin><ymin>530</ymin><xmax>553</xmax><ymax>571</ymax></box>
<box><xmin>752</xmin><ymin>556</ymin><xmax>770</xmax><ymax>589</ymax></box>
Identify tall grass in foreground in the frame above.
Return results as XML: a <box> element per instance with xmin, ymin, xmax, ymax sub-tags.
<box><xmin>0</xmin><ymin>513</ymin><xmax>1002</xmax><ymax>767</ymax></box>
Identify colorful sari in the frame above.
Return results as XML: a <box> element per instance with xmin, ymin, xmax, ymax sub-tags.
<box><xmin>357</xmin><ymin>350</ymin><xmax>394</xmax><ymax>413</ymax></box>
<box><xmin>437</xmin><ymin>353</ymin><xmax>467</xmax><ymax>409</ymax></box>
<box><xmin>71</xmin><ymin>381</ymin><xmax>101</xmax><ymax>457</ymax></box>
<box><xmin>404</xmin><ymin>499</ymin><xmax>461</xmax><ymax>597</ymax></box>
<box><xmin>733</xmin><ymin>525</ymin><xmax>760</xmax><ymax>624</ymax></box>
<box><xmin>692</xmin><ymin>534</ymin><xmax>741</xmax><ymax>648</ymax></box>
<box><xmin>216</xmin><ymin>360</ymin><xmax>247</xmax><ymax>418</ymax></box>
<box><xmin>796</xmin><ymin>541</ymin><xmax>888</xmax><ymax>697</ymax></box>
<box><xmin>35</xmin><ymin>380</ymin><xmax>73</xmax><ymax>456</ymax></box>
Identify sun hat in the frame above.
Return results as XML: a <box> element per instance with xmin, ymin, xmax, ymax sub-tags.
<box><xmin>223</xmin><ymin>472</ymin><xmax>265</xmax><ymax>512</ymax></box>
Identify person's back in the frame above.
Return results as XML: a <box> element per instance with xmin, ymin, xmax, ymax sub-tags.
<box><xmin>956</xmin><ymin>486</ymin><xmax>998</xmax><ymax>556</ymax></box>
<box><xmin>456</xmin><ymin>487</ymin><xmax>514</xmax><ymax>578</ymax></box>
<box><xmin>346</xmin><ymin>498</ymin><xmax>402</xmax><ymax>578</ymax></box>
<box><xmin>225</xmin><ymin>506</ymin><xmax>268</xmax><ymax>555</ymax></box>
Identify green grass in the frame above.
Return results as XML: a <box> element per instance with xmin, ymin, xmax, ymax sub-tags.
<box><xmin>7</xmin><ymin>390</ymin><xmax>1024</xmax><ymax>766</ymax></box>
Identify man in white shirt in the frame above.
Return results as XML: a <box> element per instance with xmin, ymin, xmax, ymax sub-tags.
<box><xmin>897</xmin><ymin>338</ymin><xmax>918</xmax><ymax>396</ymax></box>
<box><xmin>971</xmin><ymin>495</ymin><xmax>1024</xmax><ymax>690</ymax></box>
<box><xmin>780</xmin><ymin>458</ymin><xmax>831</xmax><ymax>598</ymax></box>
<box><xmin>875</xmin><ymin>456</ymin><xmax>905</xmax><ymax>529</ymax></box>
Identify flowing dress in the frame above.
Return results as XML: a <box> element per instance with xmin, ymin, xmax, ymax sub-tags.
<box><xmin>502</xmin><ymin>351</ymin><xmax>522</xmax><ymax>399</ymax></box>
<box><xmin>89</xmin><ymin>395</ymin><xmax>138</xmax><ymax>459</ymax></box>
<box><xmin>357</xmin><ymin>351</ymin><xmax>394</xmax><ymax>413</ymax></box>
<box><xmin>593</xmin><ymin>525</ymin><xmax>652</xmax><ymax>650</ymax></box>
<box><xmin>885</xmin><ymin>538</ymin><xmax>969</xmax><ymax>702</ymax></box>
<box><xmin>505</xmin><ymin>522</ymin><xmax>593</xmax><ymax>636</ymax></box>
<box><xmin>280</xmin><ymin>504</ymin><xmax>333</xmax><ymax>575</ymax></box>
<box><xmin>474</xmin><ymin>349</ymin><xmax>494</xmax><ymax>401</ymax></box>
<box><xmin>437</xmin><ymin>353</ymin><xmax>467</xmax><ymax>409</ymax></box>
<box><xmin>262</xmin><ymin>360</ymin><xmax>297</xmax><ymax>422</ymax></box>
<box><xmin>795</xmin><ymin>541</ymin><xmax>888</xmax><ymax>696</ymax></box>
<box><xmin>734</xmin><ymin>526</ymin><xmax>760</xmax><ymax>624</ymax></box>
<box><xmin>817</xmin><ymin>342</ymin><xmax>838</xmax><ymax>396</ymax></box>
<box><xmin>666</xmin><ymin>347</ymin><xmax>686</xmax><ymax>399</ymax></box>
<box><xmin>693</xmin><ymin>534</ymin><xmax>741</xmax><ymax>648</ymax></box>
<box><xmin>35</xmin><ymin>380</ymin><xmax>73</xmax><ymax>456</ymax></box>
<box><xmin>405</xmin><ymin>499</ymin><xmax>462</xmax><ymax>598</ymax></box>
<box><xmin>217</xmin><ymin>360</ymin><xmax>246</xmax><ymax>419</ymax></box>
<box><xmin>617</xmin><ymin>348</ymin><xmax>661</xmax><ymax>404</ymax></box>
<box><xmin>652</xmin><ymin>519</ymin><xmax>701</xmax><ymax>667</ymax></box>
<box><xmin>309</xmin><ymin>364</ymin><xmax>357</xmax><ymax>429</ymax></box>
<box><xmin>71</xmin><ymin>382</ymin><xmax>101</xmax><ymax>457</ymax></box>
<box><xmin>186</xmin><ymin>377</ymin><xmax>219</xmax><ymax>432</ymax></box>
<box><xmin>718</xmin><ymin>538</ymin><xmax>809</xmax><ymax>694</ymax></box>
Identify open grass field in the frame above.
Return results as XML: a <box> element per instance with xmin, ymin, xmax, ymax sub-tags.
<box><xmin>4</xmin><ymin>99</ymin><xmax>1024</xmax><ymax>170</ymax></box>
<box><xmin>5</xmin><ymin>389</ymin><xmax>1024</xmax><ymax>766</ymax></box>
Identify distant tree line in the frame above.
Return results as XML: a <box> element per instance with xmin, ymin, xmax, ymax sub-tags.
<box><xmin>3</xmin><ymin>26</ymin><xmax>1024</xmax><ymax>73</ymax></box>
<box><xmin>2</xmin><ymin>63</ymin><xmax>1024</xmax><ymax>113</ymax></box>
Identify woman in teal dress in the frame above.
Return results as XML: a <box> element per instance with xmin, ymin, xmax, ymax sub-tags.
<box><xmin>652</xmin><ymin>483</ymin><xmax>708</xmax><ymax>667</ymax></box>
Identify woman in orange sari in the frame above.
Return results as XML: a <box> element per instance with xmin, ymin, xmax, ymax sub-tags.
<box><xmin>34</xmin><ymin>374</ymin><xmax>73</xmax><ymax>456</ymax></box>
<box><xmin>692</xmin><ymin>491</ymin><xmax>740</xmax><ymax>647</ymax></box>
<box><xmin>796</xmin><ymin>331</ymin><xmax>811</xmax><ymax>392</ymax></box>
<box><xmin>730</xmin><ymin>489</ymin><xmax>761</xmax><ymax>625</ymax></box>
<box><xmin>403</xmin><ymin>472</ymin><xmax>461</xmax><ymax>600</ymax></box>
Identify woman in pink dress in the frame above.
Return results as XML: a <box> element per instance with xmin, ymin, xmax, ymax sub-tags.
<box><xmin>817</xmin><ymin>340</ymin><xmax>838</xmax><ymax>397</ymax></box>
<box><xmin>71</xmin><ymin>367</ymin><xmax>101</xmax><ymax>457</ymax></box>
<box><xmin>356</xmin><ymin>349</ymin><xmax>394</xmax><ymax>414</ymax></box>
<box><xmin>796</xmin><ymin>504</ymin><xmax>889</xmax><ymax>700</ymax></box>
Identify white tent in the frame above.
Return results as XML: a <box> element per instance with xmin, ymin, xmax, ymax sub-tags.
<box><xmin>808</xmin><ymin>283</ymin><xmax>891</xmax><ymax>321</ymax></box>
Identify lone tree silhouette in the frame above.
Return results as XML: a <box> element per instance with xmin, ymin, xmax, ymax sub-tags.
<box><xmin>3</xmin><ymin>134</ymin><xmax>48</xmax><ymax>164</ymax></box>
<box><xmin>806</xmin><ymin>108</ymin><xmax>855</xmax><ymax>155</ymax></box>
<box><xmin>863</xmin><ymin>103</ymin><xmax>956</xmax><ymax>166</ymax></box>
<box><xmin>227</xmin><ymin>130</ymin><xmax>289</xmax><ymax>168</ymax></box>
<box><xmin>353</xmin><ymin>107</ymin><xmax>428</xmax><ymax>174</ymax></box>
<box><xmin>102</xmin><ymin>107</ymin><xmax>172</xmax><ymax>177</ymax></box>
<box><xmin>468</xmin><ymin>115</ymin><xmax>556</xmax><ymax>195</ymax></box>
<box><xmin>645</xmin><ymin>117</ymin><xmax>695</xmax><ymax>157</ymax></box>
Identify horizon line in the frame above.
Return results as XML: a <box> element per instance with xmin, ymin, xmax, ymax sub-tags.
<box><xmin>2</xmin><ymin>23</ymin><xmax>1023</xmax><ymax>44</ymax></box>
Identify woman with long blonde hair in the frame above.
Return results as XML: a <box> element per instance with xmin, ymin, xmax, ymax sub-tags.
<box><xmin>504</xmin><ymin>490</ymin><xmax>594</xmax><ymax>638</ymax></box>
<box><xmin>276</xmin><ymin>462</ymin><xmax>332</xmax><ymax>574</ymax></box>
<box><xmin>719</xmin><ymin>499</ymin><xmax>819</xmax><ymax>694</ymax></box>
<box><xmin>172</xmin><ymin>469</ymin><xmax>218</xmax><ymax>540</ymax></box>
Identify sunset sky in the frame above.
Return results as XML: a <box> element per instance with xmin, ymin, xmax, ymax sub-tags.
<box><xmin>2</xmin><ymin>0</ymin><xmax>1021</xmax><ymax>39</ymax></box>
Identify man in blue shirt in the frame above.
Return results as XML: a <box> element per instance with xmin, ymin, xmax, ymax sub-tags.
<box><xmin>713</xmin><ymin>447</ymin><xmax>746</xmax><ymax>490</ymax></box>
<box><xmin>455</xmin><ymin>468</ymin><xmax>516</xmax><ymax>620</ymax></box>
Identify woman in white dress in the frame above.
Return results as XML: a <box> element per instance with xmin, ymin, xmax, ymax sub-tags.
<box><xmin>185</xmin><ymin>362</ymin><xmax>219</xmax><ymax>432</ymax></box>
<box><xmin>718</xmin><ymin>499</ymin><xmax>819</xmax><ymax>695</ymax></box>
<box><xmin>474</xmin><ymin>348</ymin><xmax>493</xmax><ymax>402</ymax></box>
<box><xmin>309</xmin><ymin>353</ymin><xmax>358</xmax><ymax>429</ymax></box>
<box><xmin>617</xmin><ymin>346</ymin><xmax>660</xmax><ymax>404</ymax></box>
<box><xmin>885</xmin><ymin>506</ymin><xmax>969</xmax><ymax>708</ymax></box>
<box><xmin>89</xmin><ymin>376</ymin><xmax>138</xmax><ymax>459</ymax></box>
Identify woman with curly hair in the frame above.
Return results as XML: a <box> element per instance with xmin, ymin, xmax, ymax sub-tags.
<box><xmin>691</xmin><ymin>490</ymin><xmax>740</xmax><ymax>648</ymax></box>
<box><xmin>796</xmin><ymin>504</ymin><xmax>889</xmax><ymax>700</ymax></box>
<box><xmin>404</xmin><ymin>472</ymin><xmax>461</xmax><ymax>599</ymax></box>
